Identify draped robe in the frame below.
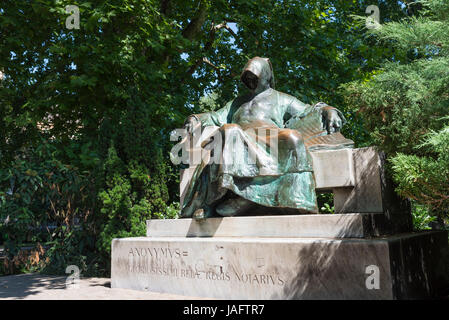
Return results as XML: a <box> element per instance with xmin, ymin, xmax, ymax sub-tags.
<box><xmin>180</xmin><ymin>57</ymin><xmax>348</xmax><ymax>217</ymax></box>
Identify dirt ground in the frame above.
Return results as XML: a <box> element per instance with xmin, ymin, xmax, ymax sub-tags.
<box><xmin>0</xmin><ymin>273</ymin><xmax>209</xmax><ymax>300</ymax></box>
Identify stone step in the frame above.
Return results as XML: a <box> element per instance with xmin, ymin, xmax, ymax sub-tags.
<box><xmin>146</xmin><ymin>213</ymin><xmax>399</xmax><ymax>239</ymax></box>
<box><xmin>111</xmin><ymin>230</ymin><xmax>448</xmax><ymax>299</ymax></box>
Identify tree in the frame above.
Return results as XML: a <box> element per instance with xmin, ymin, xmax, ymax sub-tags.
<box><xmin>391</xmin><ymin>126</ymin><xmax>449</xmax><ymax>218</ymax></box>
<box><xmin>343</xmin><ymin>0</ymin><xmax>449</xmax><ymax>225</ymax></box>
<box><xmin>1</xmin><ymin>0</ymin><xmax>408</xmax><ymax>157</ymax></box>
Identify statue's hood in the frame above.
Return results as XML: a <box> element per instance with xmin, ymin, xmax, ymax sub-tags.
<box><xmin>240</xmin><ymin>57</ymin><xmax>275</xmax><ymax>89</ymax></box>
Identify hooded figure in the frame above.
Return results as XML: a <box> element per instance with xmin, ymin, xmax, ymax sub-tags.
<box><xmin>181</xmin><ymin>57</ymin><xmax>348</xmax><ymax>218</ymax></box>
<box><xmin>241</xmin><ymin>56</ymin><xmax>275</xmax><ymax>90</ymax></box>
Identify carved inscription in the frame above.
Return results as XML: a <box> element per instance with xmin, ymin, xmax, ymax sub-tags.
<box><xmin>126</xmin><ymin>246</ymin><xmax>285</xmax><ymax>286</ymax></box>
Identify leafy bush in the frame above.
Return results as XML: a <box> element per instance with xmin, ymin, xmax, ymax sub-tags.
<box><xmin>410</xmin><ymin>203</ymin><xmax>437</xmax><ymax>231</ymax></box>
<box><xmin>317</xmin><ymin>193</ymin><xmax>334</xmax><ymax>214</ymax></box>
<box><xmin>343</xmin><ymin>0</ymin><xmax>449</xmax><ymax>222</ymax></box>
<box><xmin>0</xmin><ymin>140</ymin><xmax>94</xmax><ymax>275</ymax></box>
<box><xmin>91</xmin><ymin>94</ymin><xmax>176</xmax><ymax>275</ymax></box>
<box><xmin>391</xmin><ymin>125</ymin><xmax>449</xmax><ymax>222</ymax></box>
<box><xmin>42</xmin><ymin>228</ymin><xmax>104</xmax><ymax>277</ymax></box>
<box><xmin>0</xmin><ymin>134</ymin><xmax>176</xmax><ymax>276</ymax></box>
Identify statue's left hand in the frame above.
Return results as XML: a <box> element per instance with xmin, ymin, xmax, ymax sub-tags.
<box><xmin>324</xmin><ymin>108</ymin><xmax>343</xmax><ymax>134</ymax></box>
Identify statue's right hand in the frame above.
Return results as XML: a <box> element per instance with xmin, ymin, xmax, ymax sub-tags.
<box><xmin>184</xmin><ymin>115</ymin><xmax>200</xmax><ymax>134</ymax></box>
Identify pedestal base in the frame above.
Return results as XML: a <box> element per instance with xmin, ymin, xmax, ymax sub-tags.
<box><xmin>111</xmin><ymin>230</ymin><xmax>448</xmax><ymax>299</ymax></box>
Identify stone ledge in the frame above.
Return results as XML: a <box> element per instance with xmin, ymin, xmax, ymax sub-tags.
<box><xmin>146</xmin><ymin>213</ymin><xmax>405</xmax><ymax>239</ymax></box>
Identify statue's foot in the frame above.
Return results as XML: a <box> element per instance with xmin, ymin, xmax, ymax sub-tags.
<box><xmin>216</xmin><ymin>197</ymin><xmax>254</xmax><ymax>217</ymax></box>
<box><xmin>193</xmin><ymin>209</ymin><xmax>205</xmax><ymax>220</ymax></box>
<box><xmin>192</xmin><ymin>206</ymin><xmax>214</xmax><ymax>220</ymax></box>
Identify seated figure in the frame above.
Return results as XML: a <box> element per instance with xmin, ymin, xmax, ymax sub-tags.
<box><xmin>180</xmin><ymin>57</ymin><xmax>350</xmax><ymax>219</ymax></box>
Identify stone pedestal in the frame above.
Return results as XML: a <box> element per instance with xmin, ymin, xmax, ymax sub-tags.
<box><xmin>111</xmin><ymin>216</ymin><xmax>448</xmax><ymax>299</ymax></box>
<box><xmin>112</xmin><ymin>146</ymin><xmax>447</xmax><ymax>299</ymax></box>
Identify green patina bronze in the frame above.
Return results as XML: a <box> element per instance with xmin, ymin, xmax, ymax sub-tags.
<box><xmin>179</xmin><ymin>57</ymin><xmax>352</xmax><ymax>219</ymax></box>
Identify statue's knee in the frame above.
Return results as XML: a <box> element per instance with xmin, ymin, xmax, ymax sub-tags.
<box><xmin>221</xmin><ymin>123</ymin><xmax>240</xmax><ymax>130</ymax></box>
<box><xmin>220</xmin><ymin>123</ymin><xmax>241</xmax><ymax>135</ymax></box>
<box><xmin>278</xmin><ymin>129</ymin><xmax>303</xmax><ymax>145</ymax></box>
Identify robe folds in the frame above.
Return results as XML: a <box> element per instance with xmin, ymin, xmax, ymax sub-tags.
<box><xmin>181</xmin><ymin>88</ymin><xmax>328</xmax><ymax>217</ymax></box>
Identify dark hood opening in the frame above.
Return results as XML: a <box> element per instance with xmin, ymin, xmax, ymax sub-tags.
<box><xmin>240</xmin><ymin>57</ymin><xmax>275</xmax><ymax>90</ymax></box>
<box><xmin>241</xmin><ymin>70</ymin><xmax>258</xmax><ymax>90</ymax></box>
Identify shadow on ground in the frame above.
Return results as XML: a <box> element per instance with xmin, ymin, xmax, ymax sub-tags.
<box><xmin>0</xmin><ymin>273</ymin><xmax>206</xmax><ymax>300</ymax></box>
<box><xmin>0</xmin><ymin>273</ymin><xmax>110</xmax><ymax>299</ymax></box>
<box><xmin>0</xmin><ymin>273</ymin><xmax>66</xmax><ymax>299</ymax></box>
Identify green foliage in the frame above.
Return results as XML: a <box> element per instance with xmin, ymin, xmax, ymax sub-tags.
<box><xmin>1</xmin><ymin>0</ymin><xmax>181</xmax><ymax>276</ymax></box>
<box><xmin>411</xmin><ymin>203</ymin><xmax>437</xmax><ymax>231</ymax></box>
<box><xmin>0</xmin><ymin>140</ymin><xmax>95</xmax><ymax>274</ymax></box>
<box><xmin>391</xmin><ymin>125</ymin><xmax>449</xmax><ymax>218</ymax></box>
<box><xmin>317</xmin><ymin>193</ymin><xmax>334</xmax><ymax>214</ymax></box>
<box><xmin>343</xmin><ymin>57</ymin><xmax>449</xmax><ymax>155</ymax></box>
<box><xmin>343</xmin><ymin>0</ymin><xmax>449</xmax><ymax>220</ymax></box>
<box><xmin>42</xmin><ymin>228</ymin><xmax>104</xmax><ymax>277</ymax></box>
<box><xmin>92</xmin><ymin>94</ymin><xmax>176</xmax><ymax>274</ymax></box>
<box><xmin>198</xmin><ymin>91</ymin><xmax>220</xmax><ymax>112</ymax></box>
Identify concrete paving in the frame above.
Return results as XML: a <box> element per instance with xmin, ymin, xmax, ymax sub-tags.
<box><xmin>0</xmin><ymin>273</ymin><xmax>210</xmax><ymax>300</ymax></box>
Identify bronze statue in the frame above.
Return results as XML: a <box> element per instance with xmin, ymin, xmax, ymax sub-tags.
<box><xmin>179</xmin><ymin>57</ymin><xmax>351</xmax><ymax>219</ymax></box>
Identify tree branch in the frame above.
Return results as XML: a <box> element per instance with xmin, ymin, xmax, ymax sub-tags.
<box><xmin>186</xmin><ymin>21</ymin><xmax>243</xmax><ymax>77</ymax></box>
<box><xmin>182</xmin><ymin>0</ymin><xmax>208</xmax><ymax>40</ymax></box>
<box><xmin>202</xmin><ymin>57</ymin><xmax>219</xmax><ymax>69</ymax></box>
<box><xmin>214</xmin><ymin>22</ymin><xmax>239</xmax><ymax>41</ymax></box>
